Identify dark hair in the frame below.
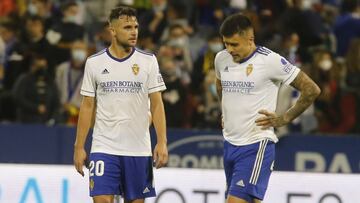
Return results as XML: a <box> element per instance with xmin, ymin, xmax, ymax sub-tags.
<box><xmin>61</xmin><ymin>1</ymin><xmax>78</xmax><ymax>12</ymax></box>
<box><xmin>108</xmin><ymin>6</ymin><xmax>137</xmax><ymax>22</ymax></box>
<box><xmin>27</xmin><ymin>15</ymin><xmax>44</xmax><ymax>24</ymax></box>
<box><xmin>220</xmin><ymin>13</ymin><xmax>253</xmax><ymax>37</ymax></box>
<box><xmin>0</xmin><ymin>21</ymin><xmax>18</xmax><ymax>33</ymax></box>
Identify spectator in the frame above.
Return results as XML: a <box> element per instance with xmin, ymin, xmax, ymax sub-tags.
<box><xmin>192</xmin><ymin>32</ymin><xmax>223</xmax><ymax>93</ymax></box>
<box><xmin>46</xmin><ymin>1</ymin><xmax>85</xmax><ymax>63</ymax></box>
<box><xmin>333</xmin><ymin>0</ymin><xmax>360</xmax><ymax>56</ymax></box>
<box><xmin>313</xmin><ymin>50</ymin><xmax>356</xmax><ymax>133</ymax></box>
<box><xmin>23</xmin><ymin>15</ymin><xmax>58</xmax><ymax>77</ymax></box>
<box><xmin>0</xmin><ymin>20</ymin><xmax>25</xmax><ymax>90</ymax></box>
<box><xmin>55</xmin><ymin>40</ymin><xmax>87</xmax><ymax>126</ymax></box>
<box><xmin>139</xmin><ymin>0</ymin><xmax>168</xmax><ymax>43</ymax></box>
<box><xmin>12</xmin><ymin>53</ymin><xmax>59</xmax><ymax>124</ymax></box>
<box><xmin>160</xmin><ymin>57</ymin><xmax>187</xmax><ymax>128</ymax></box>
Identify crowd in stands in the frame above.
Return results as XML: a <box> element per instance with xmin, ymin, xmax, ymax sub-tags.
<box><xmin>0</xmin><ymin>0</ymin><xmax>359</xmax><ymax>135</ymax></box>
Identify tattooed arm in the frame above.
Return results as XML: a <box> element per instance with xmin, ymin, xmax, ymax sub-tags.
<box><xmin>216</xmin><ymin>78</ymin><xmax>222</xmax><ymax>102</ymax></box>
<box><xmin>255</xmin><ymin>71</ymin><xmax>321</xmax><ymax>129</ymax></box>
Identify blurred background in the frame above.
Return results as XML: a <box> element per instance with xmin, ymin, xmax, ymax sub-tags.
<box><xmin>0</xmin><ymin>0</ymin><xmax>359</xmax><ymax>202</ymax></box>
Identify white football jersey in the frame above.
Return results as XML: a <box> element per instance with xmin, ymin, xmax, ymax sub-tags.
<box><xmin>215</xmin><ymin>46</ymin><xmax>300</xmax><ymax>145</ymax></box>
<box><xmin>81</xmin><ymin>48</ymin><xmax>166</xmax><ymax>156</ymax></box>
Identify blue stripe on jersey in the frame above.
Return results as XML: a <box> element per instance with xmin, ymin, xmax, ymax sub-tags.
<box><xmin>256</xmin><ymin>50</ymin><xmax>269</xmax><ymax>56</ymax></box>
<box><xmin>239</xmin><ymin>47</ymin><xmax>260</xmax><ymax>64</ymax></box>
<box><xmin>149</xmin><ymin>84</ymin><xmax>165</xmax><ymax>90</ymax></box>
<box><xmin>258</xmin><ymin>47</ymin><xmax>271</xmax><ymax>54</ymax></box>
<box><xmin>88</xmin><ymin>49</ymin><xmax>106</xmax><ymax>59</ymax></box>
<box><xmin>106</xmin><ymin>47</ymin><xmax>135</xmax><ymax>62</ymax></box>
<box><xmin>135</xmin><ymin>48</ymin><xmax>154</xmax><ymax>56</ymax></box>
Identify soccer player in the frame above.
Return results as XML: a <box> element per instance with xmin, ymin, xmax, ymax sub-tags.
<box><xmin>73</xmin><ymin>7</ymin><xmax>168</xmax><ymax>203</ymax></box>
<box><xmin>215</xmin><ymin>14</ymin><xmax>321</xmax><ymax>203</ymax></box>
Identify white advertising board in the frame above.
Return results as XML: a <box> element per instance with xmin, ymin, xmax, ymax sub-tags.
<box><xmin>0</xmin><ymin>164</ymin><xmax>359</xmax><ymax>203</ymax></box>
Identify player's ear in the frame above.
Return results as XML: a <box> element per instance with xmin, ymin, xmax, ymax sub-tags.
<box><xmin>108</xmin><ymin>21</ymin><xmax>116</xmax><ymax>36</ymax></box>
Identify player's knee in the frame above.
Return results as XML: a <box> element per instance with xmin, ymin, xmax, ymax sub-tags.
<box><xmin>227</xmin><ymin>194</ymin><xmax>251</xmax><ymax>203</ymax></box>
<box><xmin>93</xmin><ymin>195</ymin><xmax>114</xmax><ymax>203</ymax></box>
<box><xmin>124</xmin><ymin>199</ymin><xmax>145</xmax><ymax>203</ymax></box>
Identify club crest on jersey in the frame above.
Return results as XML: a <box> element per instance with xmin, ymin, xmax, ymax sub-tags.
<box><xmin>132</xmin><ymin>64</ymin><xmax>140</xmax><ymax>75</ymax></box>
<box><xmin>246</xmin><ymin>64</ymin><xmax>253</xmax><ymax>76</ymax></box>
<box><xmin>90</xmin><ymin>179</ymin><xmax>94</xmax><ymax>191</ymax></box>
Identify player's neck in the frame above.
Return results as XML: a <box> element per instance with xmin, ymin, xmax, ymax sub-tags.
<box><xmin>243</xmin><ymin>44</ymin><xmax>257</xmax><ymax>60</ymax></box>
<box><xmin>108</xmin><ymin>44</ymin><xmax>133</xmax><ymax>59</ymax></box>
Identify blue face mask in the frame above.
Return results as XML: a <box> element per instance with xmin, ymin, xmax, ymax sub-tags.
<box><xmin>209</xmin><ymin>83</ymin><xmax>217</xmax><ymax>97</ymax></box>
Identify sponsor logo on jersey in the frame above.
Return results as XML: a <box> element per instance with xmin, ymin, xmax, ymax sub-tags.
<box><xmin>132</xmin><ymin>64</ymin><xmax>140</xmax><ymax>75</ymax></box>
<box><xmin>100</xmin><ymin>81</ymin><xmax>143</xmax><ymax>93</ymax></box>
<box><xmin>246</xmin><ymin>64</ymin><xmax>253</xmax><ymax>76</ymax></box>
<box><xmin>221</xmin><ymin>80</ymin><xmax>255</xmax><ymax>94</ymax></box>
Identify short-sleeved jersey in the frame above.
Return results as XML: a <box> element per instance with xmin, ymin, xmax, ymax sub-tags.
<box><xmin>81</xmin><ymin>48</ymin><xmax>166</xmax><ymax>156</ymax></box>
<box><xmin>215</xmin><ymin>47</ymin><xmax>300</xmax><ymax>145</ymax></box>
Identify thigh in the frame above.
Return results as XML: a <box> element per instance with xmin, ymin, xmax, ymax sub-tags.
<box><xmin>89</xmin><ymin>153</ymin><xmax>122</xmax><ymax>197</ymax></box>
<box><xmin>223</xmin><ymin>141</ymin><xmax>234</xmax><ymax>198</ymax></box>
<box><xmin>93</xmin><ymin>195</ymin><xmax>114</xmax><ymax>203</ymax></box>
<box><xmin>121</xmin><ymin>156</ymin><xmax>156</xmax><ymax>201</ymax></box>
<box><xmin>229</xmin><ymin>140</ymin><xmax>275</xmax><ymax>201</ymax></box>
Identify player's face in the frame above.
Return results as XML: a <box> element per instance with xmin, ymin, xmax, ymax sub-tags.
<box><xmin>223</xmin><ymin>31</ymin><xmax>253</xmax><ymax>63</ymax></box>
<box><xmin>109</xmin><ymin>15</ymin><xmax>138</xmax><ymax>48</ymax></box>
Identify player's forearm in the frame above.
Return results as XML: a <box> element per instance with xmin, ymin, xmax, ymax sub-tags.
<box><xmin>151</xmin><ymin>100</ymin><xmax>167</xmax><ymax>144</ymax></box>
<box><xmin>286</xmin><ymin>72</ymin><xmax>321</xmax><ymax>122</ymax></box>
<box><xmin>74</xmin><ymin>98</ymin><xmax>95</xmax><ymax>149</ymax></box>
<box><xmin>216</xmin><ymin>79</ymin><xmax>222</xmax><ymax>102</ymax></box>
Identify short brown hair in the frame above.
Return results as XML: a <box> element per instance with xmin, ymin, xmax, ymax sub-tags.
<box><xmin>108</xmin><ymin>6</ymin><xmax>137</xmax><ymax>22</ymax></box>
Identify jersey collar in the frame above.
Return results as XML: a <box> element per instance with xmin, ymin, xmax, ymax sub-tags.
<box><xmin>106</xmin><ymin>47</ymin><xmax>135</xmax><ymax>62</ymax></box>
<box><xmin>238</xmin><ymin>46</ymin><xmax>259</xmax><ymax>64</ymax></box>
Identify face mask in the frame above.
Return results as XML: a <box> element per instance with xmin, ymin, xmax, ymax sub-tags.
<box><xmin>153</xmin><ymin>3</ymin><xmax>166</xmax><ymax>12</ymax></box>
<box><xmin>72</xmin><ymin>49</ymin><xmax>87</xmax><ymax>62</ymax></box>
<box><xmin>28</xmin><ymin>3</ymin><xmax>38</xmax><ymax>15</ymax></box>
<box><xmin>319</xmin><ymin>59</ymin><xmax>332</xmax><ymax>71</ymax></box>
<box><xmin>64</xmin><ymin>15</ymin><xmax>77</xmax><ymax>23</ymax></box>
<box><xmin>301</xmin><ymin>0</ymin><xmax>312</xmax><ymax>10</ymax></box>
<box><xmin>209</xmin><ymin>83</ymin><xmax>217</xmax><ymax>97</ymax></box>
<box><xmin>209</xmin><ymin>43</ymin><xmax>223</xmax><ymax>53</ymax></box>
<box><xmin>168</xmin><ymin>37</ymin><xmax>187</xmax><ymax>47</ymax></box>
<box><xmin>289</xmin><ymin>46</ymin><xmax>298</xmax><ymax>53</ymax></box>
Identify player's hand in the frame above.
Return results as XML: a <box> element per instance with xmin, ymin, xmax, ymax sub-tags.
<box><xmin>255</xmin><ymin>110</ymin><xmax>290</xmax><ymax>130</ymax></box>
<box><xmin>73</xmin><ymin>147</ymin><xmax>88</xmax><ymax>177</ymax></box>
<box><xmin>153</xmin><ymin>142</ymin><xmax>168</xmax><ymax>169</ymax></box>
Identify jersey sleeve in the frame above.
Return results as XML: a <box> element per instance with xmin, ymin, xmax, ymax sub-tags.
<box><xmin>214</xmin><ymin>52</ymin><xmax>221</xmax><ymax>79</ymax></box>
<box><xmin>80</xmin><ymin>59</ymin><xmax>96</xmax><ymax>97</ymax></box>
<box><xmin>148</xmin><ymin>55</ymin><xmax>166</xmax><ymax>93</ymax></box>
<box><xmin>267</xmin><ymin>53</ymin><xmax>300</xmax><ymax>85</ymax></box>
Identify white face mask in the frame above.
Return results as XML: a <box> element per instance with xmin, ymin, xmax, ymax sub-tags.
<box><xmin>72</xmin><ymin>49</ymin><xmax>87</xmax><ymax>62</ymax></box>
<box><xmin>28</xmin><ymin>3</ymin><xmax>38</xmax><ymax>15</ymax></box>
<box><xmin>209</xmin><ymin>43</ymin><xmax>224</xmax><ymax>53</ymax></box>
<box><xmin>319</xmin><ymin>59</ymin><xmax>332</xmax><ymax>71</ymax></box>
<box><xmin>168</xmin><ymin>37</ymin><xmax>187</xmax><ymax>47</ymax></box>
<box><xmin>64</xmin><ymin>15</ymin><xmax>77</xmax><ymax>23</ymax></box>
